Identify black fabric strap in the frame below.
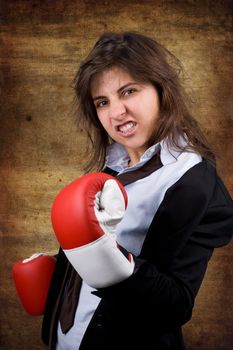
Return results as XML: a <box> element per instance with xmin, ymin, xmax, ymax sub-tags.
<box><xmin>117</xmin><ymin>152</ymin><xmax>162</xmax><ymax>186</ymax></box>
<box><xmin>104</xmin><ymin>152</ymin><xmax>162</xmax><ymax>186</ymax></box>
<box><xmin>59</xmin><ymin>268</ymin><xmax>82</xmax><ymax>334</ymax></box>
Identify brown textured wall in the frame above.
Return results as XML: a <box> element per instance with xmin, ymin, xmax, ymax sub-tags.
<box><xmin>0</xmin><ymin>1</ymin><xmax>232</xmax><ymax>349</ymax></box>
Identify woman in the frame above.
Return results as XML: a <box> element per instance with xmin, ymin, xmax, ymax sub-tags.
<box><xmin>42</xmin><ymin>32</ymin><xmax>233</xmax><ymax>349</ymax></box>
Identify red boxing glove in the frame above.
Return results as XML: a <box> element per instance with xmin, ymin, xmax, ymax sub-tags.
<box><xmin>51</xmin><ymin>172</ymin><xmax>135</xmax><ymax>288</ymax></box>
<box><xmin>12</xmin><ymin>253</ymin><xmax>56</xmax><ymax>316</ymax></box>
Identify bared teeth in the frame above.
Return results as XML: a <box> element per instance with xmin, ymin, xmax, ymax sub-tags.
<box><xmin>118</xmin><ymin>122</ymin><xmax>135</xmax><ymax>133</ymax></box>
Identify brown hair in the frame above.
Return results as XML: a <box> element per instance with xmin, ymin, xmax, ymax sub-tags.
<box><xmin>74</xmin><ymin>31</ymin><xmax>215</xmax><ymax>172</ymax></box>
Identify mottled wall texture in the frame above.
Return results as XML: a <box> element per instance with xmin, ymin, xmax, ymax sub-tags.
<box><xmin>0</xmin><ymin>0</ymin><xmax>232</xmax><ymax>349</ymax></box>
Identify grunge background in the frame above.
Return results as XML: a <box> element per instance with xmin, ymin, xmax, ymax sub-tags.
<box><xmin>0</xmin><ymin>1</ymin><xmax>232</xmax><ymax>349</ymax></box>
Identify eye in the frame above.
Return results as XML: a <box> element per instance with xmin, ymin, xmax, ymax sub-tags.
<box><xmin>123</xmin><ymin>88</ymin><xmax>136</xmax><ymax>96</ymax></box>
<box><xmin>95</xmin><ymin>100</ymin><xmax>108</xmax><ymax>109</ymax></box>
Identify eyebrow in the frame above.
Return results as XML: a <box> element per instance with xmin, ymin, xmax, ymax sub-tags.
<box><xmin>92</xmin><ymin>82</ymin><xmax>138</xmax><ymax>101</ymax></box>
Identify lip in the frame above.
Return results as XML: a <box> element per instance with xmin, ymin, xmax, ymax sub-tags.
<box><xmin>115</xmin><ymin>121</ymin><xmax>137</xmax><ymax>137</ymax></box>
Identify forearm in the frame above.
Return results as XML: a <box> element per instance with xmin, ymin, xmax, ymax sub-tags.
<box><xmin>94</xmin><ymin>258</ymin><xmax>194</xmax><ymax>326</ymax></box>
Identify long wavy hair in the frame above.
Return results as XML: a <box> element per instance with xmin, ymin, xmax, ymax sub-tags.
<box><xmin>74</xmin><ymin>31</ymin><xmax>215</xmax><ymax>172</ymax></box>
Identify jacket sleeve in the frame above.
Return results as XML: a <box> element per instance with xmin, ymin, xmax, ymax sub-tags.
<box><xmin>93</xmin><ymin>161</ymin><xmax>233</xmax><ymax>326</ymax></box>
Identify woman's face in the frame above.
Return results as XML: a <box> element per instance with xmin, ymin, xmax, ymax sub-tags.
<box><xmin>91</xmin><ymin>66</ymin><xmax>160</xmax><ymax>164</ymax></box>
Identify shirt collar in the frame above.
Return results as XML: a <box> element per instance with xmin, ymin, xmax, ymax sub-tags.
<box><xmin>105</xmin><ymin>137</ymin><xmax>185</xmax><ymax>173</ymax></box>
<box><xmin>159</xmin><ymin>138</ymin><xmax>183</xmax><ymax>165</ymax></box>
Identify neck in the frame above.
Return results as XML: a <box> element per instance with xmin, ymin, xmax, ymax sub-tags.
<box><xmin>126</xmin><ymin>147</ymin><xmax>146</xmax><ymax>167</ymax></box>
<box><xmin>128</xmin><ymin>154</ymin><xmax>141</xmax><ymax>167</ymax></box>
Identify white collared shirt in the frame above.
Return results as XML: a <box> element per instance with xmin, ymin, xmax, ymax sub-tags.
<box><xmin>56</xmin><ymin>138</ymin><xmax>202</xmax><ymax>349</ymax></box>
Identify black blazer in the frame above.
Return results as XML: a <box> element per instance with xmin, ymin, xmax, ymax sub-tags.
<box><xmin>42</xmin><ymin>160</ymin><xmax>233</xmax><ymax>349</ymax></box>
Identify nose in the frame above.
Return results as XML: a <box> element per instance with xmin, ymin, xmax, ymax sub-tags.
<box><xmin>109</xmin><ymin>100</ymin><xmax>127</xmax><ymax>120</ymax></box>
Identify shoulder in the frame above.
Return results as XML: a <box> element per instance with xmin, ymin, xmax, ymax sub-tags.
<box><xmin>163</xmin><ymin>160</ymin><xmax>217</xmax><ymax>208</ymax></box>
<box><xmin>154</xmin><ymin>160</ymin><xmax>232</xmax><ymax>235</ymax></box>
<box><xmin>187</xmin><ymin>158</ymin><xmax>216</xmax><ymax>175</ymax></box>
<box><xmin>168</xmin><ymin>160</ymin><xmax>232</xmax><ymax>206</ymax></box>
<box><xmin>175</xmin><ymin>160</ymin><xmax>216</xmax><ymax>186</ymax></box>
<box><xmin>145</xmin><ymin>160</ymin><xmax>232</xmax><ymax>256</ymax></box>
